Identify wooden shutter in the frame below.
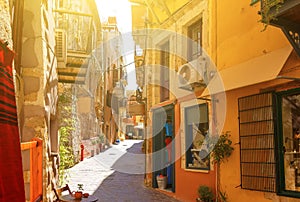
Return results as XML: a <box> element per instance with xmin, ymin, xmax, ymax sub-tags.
<box><xmin>238</xmin><ymin>92</ymin><xmax>276</xmax><ymax>192</ymax></box>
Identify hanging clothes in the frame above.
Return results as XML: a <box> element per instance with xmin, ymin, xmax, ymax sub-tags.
<box><xmin>0</xmin><ymin>40</ymin><xmax>25</xmax><ymax>202</ymax></box>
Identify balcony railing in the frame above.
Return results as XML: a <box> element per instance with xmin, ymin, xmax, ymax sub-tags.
<box><xmin>54</xmin><ymin>9</ymin><xmax>94</xmax><ymax>84</ymax></box>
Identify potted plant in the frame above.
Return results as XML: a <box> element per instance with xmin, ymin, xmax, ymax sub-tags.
<box><xmin>197</xmin><ymin>185</ymin><xmax>214</xmax><ymax>202</ymax></box>
<box><xmin>91</xmin><ymin>139</ymin><xmax>97</xmax><ymax>157</ymax></box>
<box><xmin>256</xmin><ymin>0</ymin><xmax>285</xmax><ymax>30</ymax></box>
<box><xmin>98</xmin><ymin>134</ymin><xmax>105</xmax><ymax>152</ymax></box>
<box><xmin>72</xmin><ymin>184</ymin><xmax>84</xmax><ymax>199</ymax></box>
<box><xmin>95</xmin><ymin>138</ymin><xmax>100</xmax><ymax>154</ymax></box>
<box><xmin>195</xmin><ymin>132</ymin><xmax>233</xmax><ymax>202</ymax></box>
<box><xmin>156</xmin><ymin>174</ymin><xmax>167</xmax><ymax>189</ymax></box>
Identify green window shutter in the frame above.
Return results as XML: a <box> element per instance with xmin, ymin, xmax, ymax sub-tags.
<box><xmin>238</xmin><ymin>92</ymin><xmax>276</xmax><ymax>192</ymax></box>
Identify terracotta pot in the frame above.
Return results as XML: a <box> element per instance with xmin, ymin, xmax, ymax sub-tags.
<box><xmin>73</xmin><ymin>191</ymin><xmax>83</xmax><ymax>199</ymax></box>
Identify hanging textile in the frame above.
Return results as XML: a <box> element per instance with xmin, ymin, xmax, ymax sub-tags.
<box><xmin>0</xmin><ymin>40</ymin><xmax>25</xmax><ymax>201</ymax></box>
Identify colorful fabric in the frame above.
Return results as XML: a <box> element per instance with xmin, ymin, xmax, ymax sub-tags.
<box><xmin>0</xmin><ymin>41</ymin><xmax>25</xmax><ymax>202</ymax></box>
<box><xmin>164</xmin><ymin>123</ymin><xmax>173</xmax><ymax>136</ymax></box>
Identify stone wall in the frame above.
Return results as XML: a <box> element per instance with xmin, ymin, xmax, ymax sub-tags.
<box><xmin>20</xmin><ymin>0</ymin><xmax>59</xmax><ymax>201</ymax></box>
<box><xmin>1</xmin><ymin>0</ymin><xmax>59</xmax><ymax>200</ymax></box>
<box><xmin>0</xmin><ymin>0</ymin><xmax>12</xmax><ymax>48</ymax></box>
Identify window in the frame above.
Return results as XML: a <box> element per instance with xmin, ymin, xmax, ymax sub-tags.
<box><xmin>278</xmin><ymin>89</ymin><xmax>300</xmax><ymax>197</ymax></box>
<box><xmin>184</xmin><ymin>103</ymin><xmax>209</xmax><ymax>170</ymax></box>
<box><xmin>160</xmin><ymin>41</ymin><xmax>170</xmax><ymax>102</ymax></box>
<box><xmin>238</xmin><ymin>93</ymin><xmax>276</xmax><ymax>192</ymax></box>
<box><xmin>239</xmin><ymin>89</ymin><xmax>300</xmax><ymax>198</ymax></box>
<box><xmin>188</xmin><ymin>19</ymin><xmax>202</xmax><ymax>61</ymax></box>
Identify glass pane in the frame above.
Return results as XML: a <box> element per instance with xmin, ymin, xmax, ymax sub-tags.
<box><xmin>282</xmin><ymin>93</ymin><xmax>300</xmax><ymax>191</ymax></box>
<box><xmin>185</xmin><ymin>104</ymin><xmax>209</xmax><ymax>170</ymax></box>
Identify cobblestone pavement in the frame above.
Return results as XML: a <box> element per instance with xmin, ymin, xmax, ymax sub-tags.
<box><xmin>67</xmin><ymin>140</ymin><xmax>181</xmax><ymax>202</ymax></box>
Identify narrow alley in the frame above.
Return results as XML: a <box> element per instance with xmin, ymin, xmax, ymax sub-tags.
<box><xmin>2</xmin><ymin>0</ymin><xmax>300</xmax><ymax>201</ymax></box>
<box><xmin>66</xmin><ymin>140</ymin><xmax>181</xmax><ymax>202</ymax></box>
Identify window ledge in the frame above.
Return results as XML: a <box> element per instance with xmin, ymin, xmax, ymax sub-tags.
<box><xmin>183</xmin><ymin>168</ymin><xmax>210</xmax><ymax>173</ymax></box>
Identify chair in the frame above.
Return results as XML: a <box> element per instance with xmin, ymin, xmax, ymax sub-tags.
<box><xmin>53</xmin><ymin>184</ymin><xmax>72</xmax><ymax>201</ymax></box>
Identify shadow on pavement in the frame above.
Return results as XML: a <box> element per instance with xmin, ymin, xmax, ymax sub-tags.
<box><xmin>91</xmin><ymin>141</ymin><xmax>181</xmax><ymax>202</ymax></box>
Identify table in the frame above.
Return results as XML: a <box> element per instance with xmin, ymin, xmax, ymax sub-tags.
<box><xmin>60</xmin><ymin>194</ymin><xmax>98</xmax><ymax>202</ymax></box>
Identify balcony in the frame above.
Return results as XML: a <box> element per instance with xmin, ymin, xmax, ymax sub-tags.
<box><xmin>54</xmin><ymin>9</ymin><xmax>94</xmax><ymax>84</ymax></box>
<box><xmin>260</xmin><ymin>0</ymin><xmax>300</xmax><ymax>56</ymax></box>
<box><xmin>57</xmin><ymin>51</ymin><xmax>90</xmax><ymax>84</ymax></box>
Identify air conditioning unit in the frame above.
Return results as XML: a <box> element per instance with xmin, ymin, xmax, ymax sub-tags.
<box><xmin>178</xmin><ymin>56</ymin><xmax>214</xmax><ymax>90</ymax></box>
<box><xmin>55</xmin><ymin>29</ymin><xmax>67</xmax><ymax>67</ymax></box>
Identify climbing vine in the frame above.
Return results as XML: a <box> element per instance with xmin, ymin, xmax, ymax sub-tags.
<box><xmin>58</xmin><ymin>85</ymin><xmax>76</xmax><ymax>185</ymax></box>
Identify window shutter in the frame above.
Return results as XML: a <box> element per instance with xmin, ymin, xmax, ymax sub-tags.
<box><xmin>238</xmin><ymin>92</ymin><xmax>276</xmax><ymax>192</ymax></box>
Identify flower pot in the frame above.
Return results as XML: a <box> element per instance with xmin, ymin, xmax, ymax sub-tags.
<box><xmin>156</xmin><ymin>175</ymin><xmax>167</xmax><ymax>189</ymax></box>
<box><xmin>73</xmin><ymin>191</ymin><xmax>83</xmax><ymax>199</ymax></box>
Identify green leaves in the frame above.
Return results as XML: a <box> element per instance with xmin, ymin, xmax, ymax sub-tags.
<box><xmin>58</xmin><ymin>86</ymin><xmax>76</xmax><ymax>185</ymax></box>
<box><xmin>211</xmin><ymin>132</ymin><xmax>234</xmax><ymax>164</ymax></box>
<box><xmin>198</xmin><ymin>185</ymin><xmax>214</xmax><ymax>202</ymax></box>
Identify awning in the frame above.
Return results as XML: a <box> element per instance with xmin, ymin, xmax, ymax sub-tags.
<box><xmin>202</xmin><ymin>45</ymin><xmax>293</xmax><ymax>96</ymax></box>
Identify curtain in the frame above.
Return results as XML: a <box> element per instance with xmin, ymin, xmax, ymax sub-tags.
<box><xmin>0</xmin><ymin>40</ymin><xmax>25</xmax><ymax>201</ymax></box>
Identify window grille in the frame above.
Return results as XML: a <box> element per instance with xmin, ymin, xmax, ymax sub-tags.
<box><xmin>238</xmin><ymin>92</ymin><xmax>276</xmax><ymax>192</ymax></box>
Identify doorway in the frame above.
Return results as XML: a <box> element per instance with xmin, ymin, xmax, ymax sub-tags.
<box><xmin>152</xmin><ymin>104</ymin><xmax>175</xmax><ymax>192</ymax></box>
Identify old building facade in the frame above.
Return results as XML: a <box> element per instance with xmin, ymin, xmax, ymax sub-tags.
<box><xmin>102</xmin><ymin>17</ymin><xmax>126</xmax><ymax>145</ymax></box>
<box><xmin>131</xmin><ymin>0</ymin><xmax>300</xmax><ymax>201</ymax></box>
<box><xmin>13</xmin><ymin>0</ymin><xmax>59</xmax><ymax>200</ymax></box>
<box><xmin>131</xmin><ymin>0</ymin><xmax>216</xmax><ymax>201</ymax></box>
<box><xmin>1</xmin><ymin>0</ymin><xmax>102</xmax><ymax>201</ymax></box>
<box><xmin>53</xmin><ymin>0</ymin><xmax>102</xmax><ymax>162</ymax></box>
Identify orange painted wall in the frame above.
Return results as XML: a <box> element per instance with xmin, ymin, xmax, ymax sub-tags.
<box><xmin>219</xmin><ymin>82</ymin><xmax>279</xmax><ymax>202</ymax></box>
<box><xmin>175</xmin><ymin>162</ymin><xmax>216</xmax><ymax>202</ymax></box>
<box><xmin>172</xmin><ymin>101</ymin><xmax>216</xmax><ymax>202</ymax></box>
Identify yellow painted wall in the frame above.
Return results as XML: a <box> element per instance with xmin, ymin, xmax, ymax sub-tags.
<box><xmin>216</xmin><ymin>0</ymin><xmax>289</xmax><ymax>69</ymax></box>
<box><xmin>215</xmin><ymin>1</ymin><xmax>290</xmax><ymax>201</ymax></box>
<box><xmin>220</xmin><ymin>83</ymin><xmax>273</xmax><ymax>202</ymax></box>
<box><xmin>131</xmin><ymin>0</ymin><xmax>293</xmax><ymax>201</ymax></box>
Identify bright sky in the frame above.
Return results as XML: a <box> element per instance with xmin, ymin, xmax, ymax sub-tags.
<box><xmin>95</xmin><ymin>0</ymin><xmax>132</xmax><ymax>33</ymax></box>
<box><xmin>95</xmin><ymin>0</ymin><xmax>137</xmax><ymax>91</ymax></box>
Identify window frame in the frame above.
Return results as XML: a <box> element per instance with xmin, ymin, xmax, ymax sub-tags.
<box><xmin>160</xmin><ymin>41</ymin><xmax>170</xmax><ymax>102</ymax></box>
<box><xmin>187</xmin><ymin>19</ymin><xmax>203</xmax><ymax>61</ymax></box>
<box><xmin>276</xmin><ymin>87</ymin><xmax>300</xmax><ymax>198</ymax></box>
<box><xmin>183</xmin><ymin>103</ymin><xmax>210</xmax><ymax>171</ymax></box>
<box><xmin>238</xmin><ymin>92</ymin><xmax>277</xmax><ymax>192</ymax></box>
<box><xmin>238</xmin><ymin>88</ymin><xmax>300</xmax><ymax>198</ymax></box>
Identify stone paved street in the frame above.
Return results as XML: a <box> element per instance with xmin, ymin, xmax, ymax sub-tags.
<box><xmin>66</xmin><ymin>140</ymin><xmax>181</xmax><ymax>202</ymax></box>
